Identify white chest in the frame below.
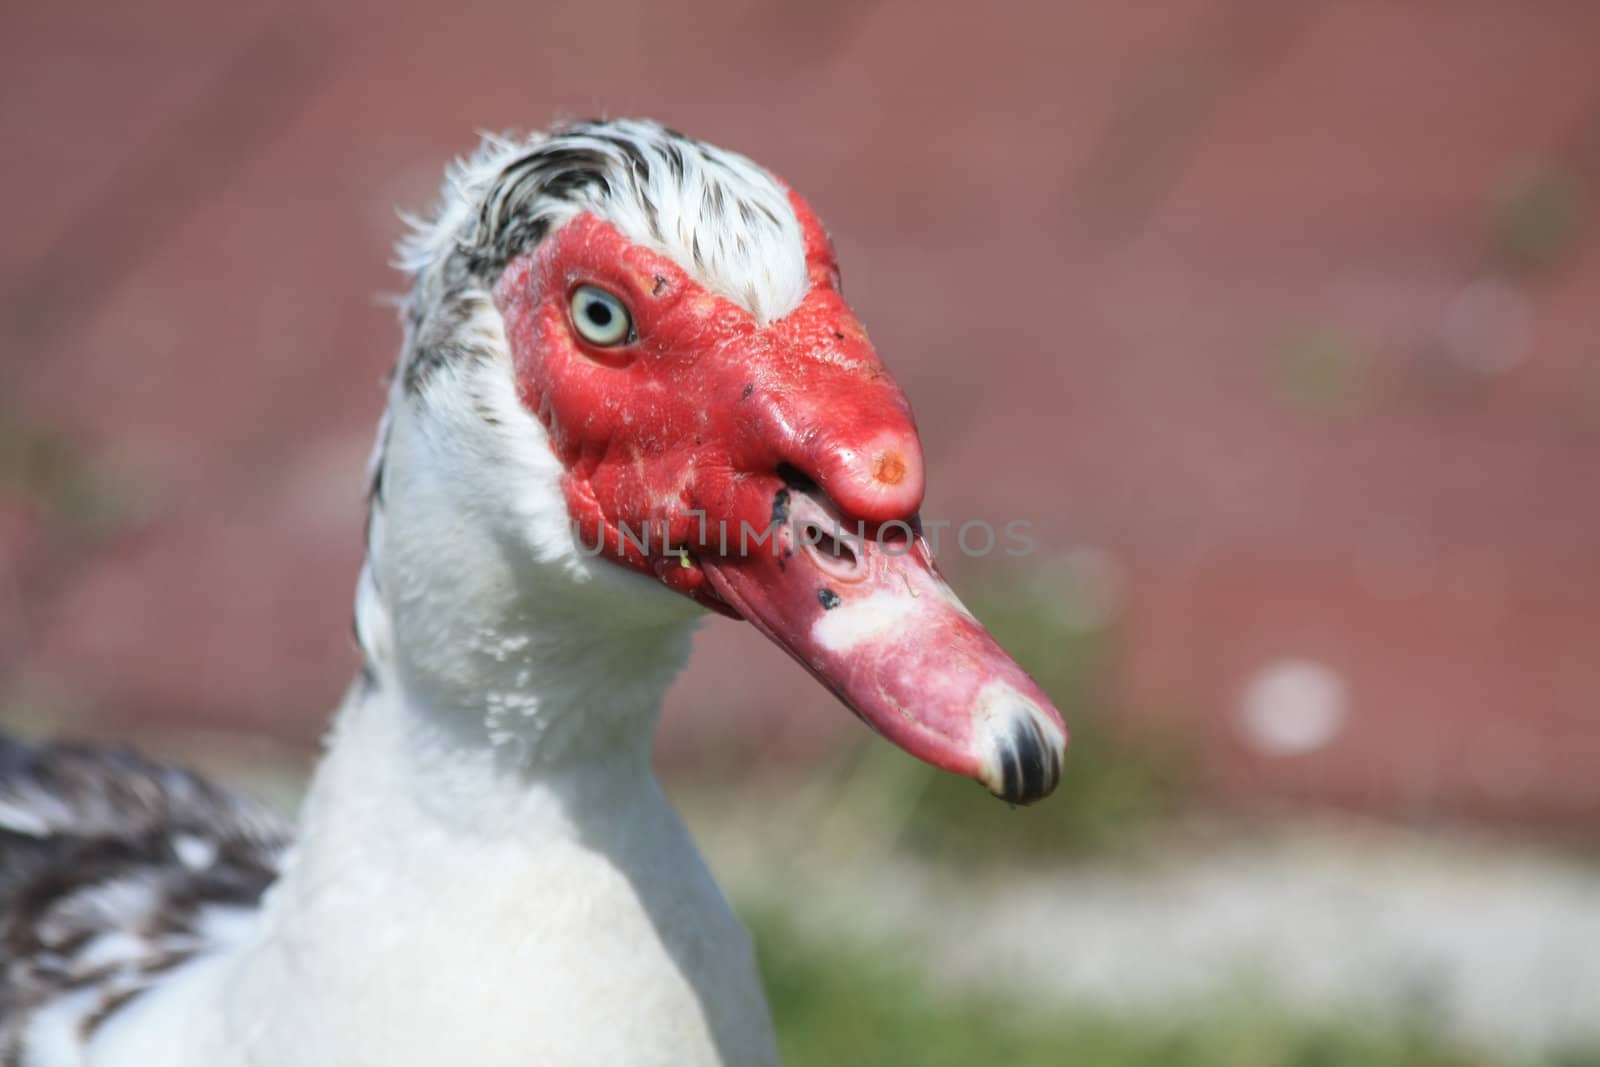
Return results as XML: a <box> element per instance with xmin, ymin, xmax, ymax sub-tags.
<box><xmin>85</xmin><ymin>705</ymin><xmax>780</xmax><ymax>1067</ymax></box>
<box><xmin>92</xmin><ymin>808</ymin><xmax>778</xmax><ymax>1067</ymax></box>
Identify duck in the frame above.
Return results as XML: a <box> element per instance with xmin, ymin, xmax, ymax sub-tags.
<box><xmin>0</xmin><ymin>118</ymin><xmax>1068</xmax><ymax>1067</ymax></box>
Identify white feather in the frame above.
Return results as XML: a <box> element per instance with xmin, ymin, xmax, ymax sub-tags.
<box><xmin>398</xmin><ymin>118</ymin><xmax>810</xmax><ymax>324</ymax></box>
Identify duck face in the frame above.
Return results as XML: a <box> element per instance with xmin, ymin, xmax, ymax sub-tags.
<box><xmin>492</xmin><ymin>188</ymin><xmax>1066</xmax><ymax>805</ymax></box>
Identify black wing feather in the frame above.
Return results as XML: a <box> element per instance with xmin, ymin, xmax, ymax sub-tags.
<box><xmin>0</xmin><ymin>735</ymin><xmax>289</xmax><ymax>1061</ymax></box>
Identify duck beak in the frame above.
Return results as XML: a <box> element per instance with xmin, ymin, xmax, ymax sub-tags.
<box><xmin>699</xmin><ymin>484</ymin><xmax>1067</xmax><ymax>805</ymax></box>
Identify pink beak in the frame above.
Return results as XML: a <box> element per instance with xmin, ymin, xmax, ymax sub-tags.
<box><xmin>672</xmin><ymin>263</ymin><xmax>1068</xmax><ymax>805</ymax></box>
<box><xmin>700</xmin><ymin>480</ymin><xmax>1067</xmax><ymax>805</ymax></box>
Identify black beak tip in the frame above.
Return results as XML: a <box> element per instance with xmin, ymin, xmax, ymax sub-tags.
<box><xmin>991</xmin><ymin>710</ymin><xmax>1062</xmax><ymax>806</ymax></box>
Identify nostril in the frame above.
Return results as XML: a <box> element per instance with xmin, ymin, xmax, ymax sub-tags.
<box><xmin>800</xmin><ymin>521</ymin><xmax>864</xmax><ymax>582</ymax></box>
<box><xmin>771</xmin><ymin>462</ymin><xmax>909</xmax><ymax>582</ymax></box>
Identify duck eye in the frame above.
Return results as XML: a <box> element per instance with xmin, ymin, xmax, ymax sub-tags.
<box><xmin>569</xmin><ymin>285</ymin><xmax>633</xmax><ymax>347</ymax></box>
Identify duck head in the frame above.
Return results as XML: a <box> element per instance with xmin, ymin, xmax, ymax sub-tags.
<box><xmin>386</xmin><ymin>120</ymin><xmax>1066</xmax><ymax>805</ymax></box>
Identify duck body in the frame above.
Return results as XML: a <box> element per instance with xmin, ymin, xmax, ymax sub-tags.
<box><xmin>0</xmin><ymin>739</ymin><xmax>285</xmax><ymax>1065</ymax></box>
<box><xmin>7</xmin><ymin>616</ymin><xmax>776</xmax><ymax>1067</ymax></box>
<box><xmin>0</xmin><ymin>118</ymin><xmax>1066</xmax><ymax>1066</ymax></box>
<box><xmin>88</xmin><ymin>695</ymin><xmax>778</xmax><ymax>1067</ymax></box>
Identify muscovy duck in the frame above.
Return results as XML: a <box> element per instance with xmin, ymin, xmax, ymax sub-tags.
<box><xmin>0</xmin><ymin>118</ymin><xmax>1067</xmax><ymax>1067</ymax></box>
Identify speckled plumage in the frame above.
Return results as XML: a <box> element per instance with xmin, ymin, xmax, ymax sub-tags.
<box><xmin>0</xmin><ymin>738</ymin><xmax>286</xmax><ymax>1063</ymax></box>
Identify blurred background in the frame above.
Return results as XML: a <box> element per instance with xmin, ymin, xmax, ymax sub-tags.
<box><xmin>4</xmin><ymin>2</ymin><xmax>1599</xmax><ymax>1064</ymax></box>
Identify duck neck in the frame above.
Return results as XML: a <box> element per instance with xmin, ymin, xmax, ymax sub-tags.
<box><xmin>308</xmin><ymin>589</ymin><xmax>696</xmax><ymax>853</ymax></box>
<box><xmin>314</xmin><ymin>471</ymin><xmax>702</xmax><ymax>854</ymax></box>
<box><xmin>261</xmin><ymin>337</ymin><xmax>714</xmax><ymax>931</ymax></box>
<box><xmin>205</xmin><ymin>507</ymin><xmax>736</xmax><ymax>1061</ymax></box>
<box><xmin>321</xmin><ymin>329</ymin><xmax>708</xmax><ymax>844</ymax></box>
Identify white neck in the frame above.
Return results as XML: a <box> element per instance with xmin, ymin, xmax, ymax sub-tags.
<box><xmin>96</xmin><ymin>323</ymin><xmax>781</xmax><ymax>1067</ymax></box>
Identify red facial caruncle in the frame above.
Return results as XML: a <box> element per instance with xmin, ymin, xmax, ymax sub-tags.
<box><xmin>491</xmin><ymin>189</ymin><xmax>1066</xmax><ymax>804</ymax></box>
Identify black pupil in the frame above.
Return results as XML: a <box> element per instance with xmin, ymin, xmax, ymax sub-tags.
<box><xmin>585</xmin><ymin>299</ymin><xmax>614</xmax><ymax>328</ymax></box>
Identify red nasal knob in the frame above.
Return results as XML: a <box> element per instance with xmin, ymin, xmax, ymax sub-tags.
<box><xmin>808</xmin><ymin>429</ymin><xmax>926</xmax><ymax>523</ymax></box>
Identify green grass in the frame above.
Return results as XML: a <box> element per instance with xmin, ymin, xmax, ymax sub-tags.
<box><xmin>0</xmin><ymin>406</ymin><xmax>130</xmax><ymax>537</ymax></box>
<box><xmin>1493</xmin><ymin>166</ymin><xmax>1582</xmax><ymax>276</ymax></box>
<box><xmin>1269</xmin><ymin>325</ymin><xmax>1368</xmax><ymax>417</ymax></box>
<box><xmin>754</xmin><ymin>911</ymin><xmax>1598</xmax><ymax>1067</ymax></box>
